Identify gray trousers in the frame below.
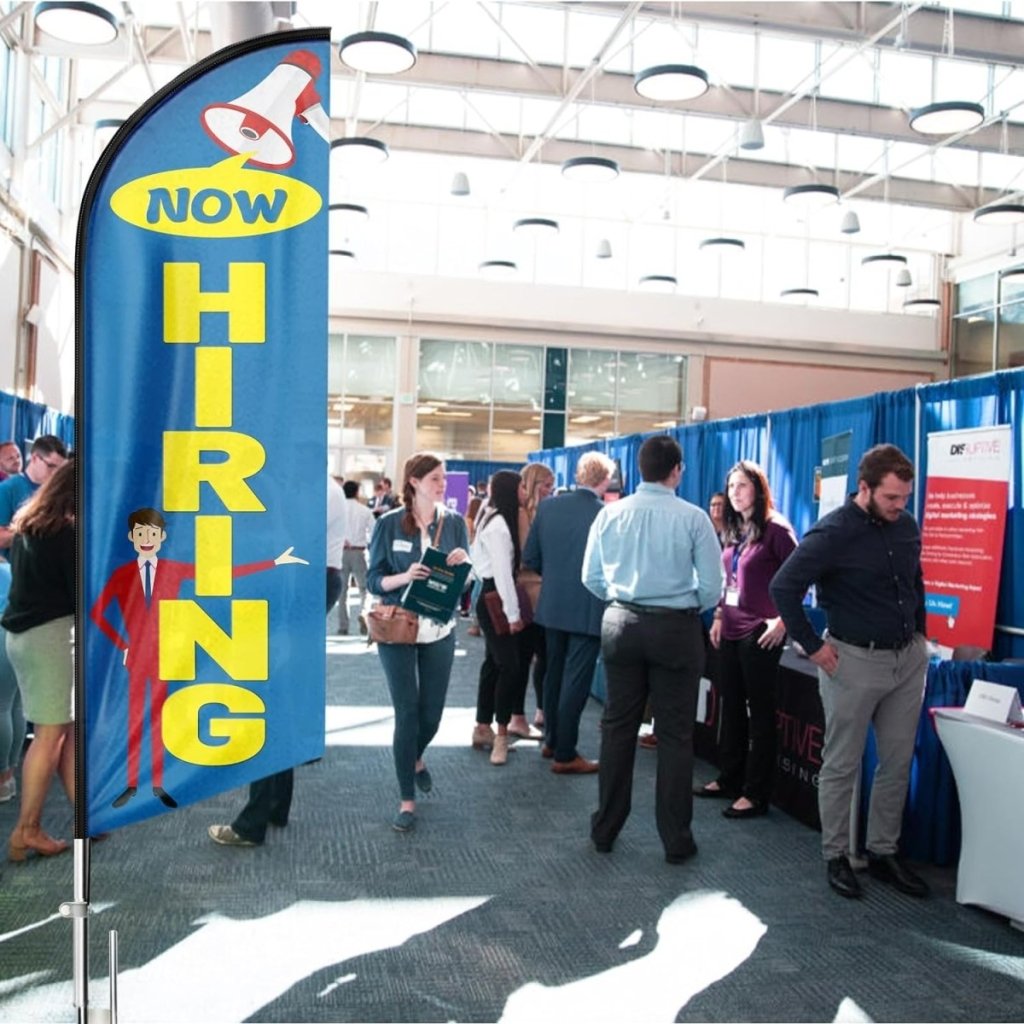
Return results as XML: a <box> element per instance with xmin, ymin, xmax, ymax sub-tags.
<box><xmin>338</xmin><ymin>548</ymin><xmax>368</xmax><ymax>632</ymax></box>
<box><xmin>817</xmin><ymin>634</ymin><xmax>928</xmax><ymax>860</ymax></box>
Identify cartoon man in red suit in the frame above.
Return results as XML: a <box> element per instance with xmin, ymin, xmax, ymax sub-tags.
<box><xmin>90</xmin><ymin>507</ymin><xmax>307</xmax><ymax>810</ymax></box>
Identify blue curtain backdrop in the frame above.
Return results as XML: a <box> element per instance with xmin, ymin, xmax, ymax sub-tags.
<box><xmin>530</xmin><ymin>366</ymin><xmax>1024</xmax><ymax>656</ymax></box>
<box><xmin>0</xmin><ymin>389</ymin><xmax>74</xmax><ymax>452</ymax></box>
<box><xmin>445</xmin><ymin>459</ymin><xmax>521</xmax><ymax>489</ymax></box>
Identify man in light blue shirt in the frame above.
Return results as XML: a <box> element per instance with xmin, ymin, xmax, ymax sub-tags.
<box><xmin>583</xmin><ymin>434</ymin><xmax>724</xmax><ymax>864</ymax></box>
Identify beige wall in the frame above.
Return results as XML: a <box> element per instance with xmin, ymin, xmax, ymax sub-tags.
<box><xmin>705</xmin><ymin>358</ymin><xmax>934</xmax><ymax>420</ymax></box>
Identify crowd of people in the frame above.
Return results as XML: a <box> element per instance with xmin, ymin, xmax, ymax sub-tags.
<box><xmin>2</xmin><ymin>431</ymin><xmax>934</xmax><ymax>901</ymax></box>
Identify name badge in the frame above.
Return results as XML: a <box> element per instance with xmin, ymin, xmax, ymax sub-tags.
<box><xmin>725</xmin><ymin>585</ymin><xmax>740</xmax><ymax>607</ymax></box>
<box><xmin>392</xmin><ymin>539</ymin><xmax>413</xmax><ymax>553</ymax></box>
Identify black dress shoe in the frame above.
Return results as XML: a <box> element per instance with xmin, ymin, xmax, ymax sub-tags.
<box><xmin>722</xmin><ymin>801</ymin><xmax>768</xmax><ymax>819</ymax></box>
<box><xmin>827</xmin><ymin>855</ymin><xmax>863</xmax><ymax>898</ymax></box>
<box><xmin>665</xmin><ymin>841</ymin><xmax>698</xmax><ymax>865</ymax></box>
<box><xmin>153</xmin><ymin>786</ymin><xmax>178</xmax><ymax>808</ymax></box>
<box><xmin>592</xmin><ymin>839</ymin><xmax>613</xmax><ymax>854</ymax></box>
<box><xmin>867</xmin><ymin>853</ymin><xmax>930</xmax><ymax>897</ymax></box>
<box><xmin>111</xmin><ymin>786</ymin><xmax>137</xmax><ymax>809</ymax></box>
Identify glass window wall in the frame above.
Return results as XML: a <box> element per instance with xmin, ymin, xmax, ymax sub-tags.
<box><xmin>952</xmin><ymin>271</ymin><xmax>1024</xmax><ymax>376</ymax></box>
<box><xmin>328</xmin><ymin>334</ymin><xmax>396</xmax><ymax>478</ymax></box>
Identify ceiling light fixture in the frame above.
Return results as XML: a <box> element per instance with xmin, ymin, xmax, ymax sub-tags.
<box><xmin>740</xmin><ymin>30</ymin><xmax>765</xmax><ymax>151</ymax></box>
<box><xmin>638</xmin><ymin>274</ymin><xmax>677</xmax><ymax>293</ymax></box>
<box><xmin>513</xmin><ymin>217</ymin><xmax>559</xmax><ymax>236</ymax></box>
<box><xmin>840</xmin><ymin>210</ymin><xmax>861</xmax><ymax>234</ymax></box>
<box><xmin>780</xmin><ymin>287</ymin><xmax>819</xmax><ymax>302</ymax></box>
<box><xmin>634</xmin><ymin>64</ymin><xmax>710</xmax><ymax>102</ymax></box>
<box><xmin>330</xmin><ymin>249</ymin><xmax>357</xmax><ymax>262</ymax></box>
<box><xmin>908</xmin><ymin>100</ymin><xmax>984</xmax><ymax>136</ymax></box>
<box><xmin>973</xmin><ymin>201</ymin><xmax>1024</xmax><ymax>225</ymax></box>
<box><xmin>450</xmin><ymin>171</ymin><xmax>470</xmax><ymax>196</ymax></box>
<box><xmin>330</xmin><ymin>137</ymin><xmax>389</xmax><ymax>175</ymax></box>
<box><xmin>903</xmin><ymin>297</ymin><xmax>941</xmax><ymax>311</ymax></box>
<box><xmin>337</xmin><ymin>31</ymin><xmax>416</xmax><ymax>75</ymax></box>
<box><xmin>895</xmin><ymin>267</ymin><xmax>913</xmax><ymax>287</ymax></box>
<box><xmin>561</xmin><ymin>155</ymin><xmax>619</xmax><ymax>183</ymax></box>
<box><xmin>783</xmin><ymin>183</ymin><xmax>840</xmax><ymax>208</ymax></box>
<box><xmin>739</xmin><ymin>119</ymin><xmax>764</xmax><ymax>151</ymax></box>
<box><xmin>34</xmin><ymin>1</ymin><xmax>119</xmax><ymax>45</ymax></box>
<box><xmin>699</xmin><ymin>236</ymin><xmax>746</xmax><ymax>254</ymax></box>
<box><xmin>479</xmin><ymin>259</ymin><xmax>517</xmax><ymax>279</ymax></box>
<box><xmin>595</xmin><ymin>238</ymin><xmax>613</xmax><ymax>259</ymax></box>
<box><xmin>93</xmin><ymin>116</ymin><xmax>124</xmax><ymax>153</ymax></box>
<box><xmin>861</xmin><ymin>253</ymin><xmax>908</xmax><ymax>269</ymax></box>
<box><xmin>329</xmin><ymin>202</ymin><xmax>369</xmax><ymax>227</ymax></box>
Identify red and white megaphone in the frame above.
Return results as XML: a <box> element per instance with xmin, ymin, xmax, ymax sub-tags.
<box><xmin>201</xmin><ymin>49</ymin><xmax>329</xmax><ymax>169</ymax></box>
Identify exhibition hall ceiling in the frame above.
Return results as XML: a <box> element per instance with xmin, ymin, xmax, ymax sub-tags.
<box><xmin>10</xmin><ymin>1</ymin><xmax>1024</xmax><ymax>305</ymax></box>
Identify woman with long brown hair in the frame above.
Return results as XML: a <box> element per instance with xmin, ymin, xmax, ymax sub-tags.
<box><xmin>366</xmin><ymin>453</ymin><xmax>470</xmax><ymax>833</ymax></box>
<box><xmin>507</xmin><ymin>461</ymin><xmax>554</xmax><ymax>738</ymax></box>
<box><xmin>470</xmin><ymin>469</ymin><xmax>526</xmax><ymax>766</ymax></box>
<box><xmin>698</xmin><ymin>460</ymin><xmax>796</xmax><ymax>819</ymax></box>
<box><xmin>3</xmin><ymin>459</ymin><xmax>75</xmax><ymax>860</ymax></box>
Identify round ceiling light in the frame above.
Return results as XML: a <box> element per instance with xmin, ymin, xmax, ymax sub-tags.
<box><xmin>780</xmin><ymin>287</ymin><xmax>819</xmax><ymax>303</ymax></box>
<box><xmin>908</xmin><ymin>100</ymin><xmax>985</xmax><ymax>136</ymax></box>
<box><xmin>479</xmin><ymin>259</ymin><xmax>518</xmax><ymax>279</ymax></box>
<box><xmin>513</xmin><ymin>217</ymin><xmax>559</xmax><ymax>236</ymax></box>
<box><xmin>973</xmin><ymin>202</ymin><xmax>1024</xmax><ymax>226</ymax></box>
<box><xmin>861</xmin><ymin>253</ymin><xmax>908</xmax><ymax>269</ymax></box>
<box><xmin>699</xmin><ymin>237</ymin><xmax>746</xmax><ymax>254</ymax></box>
<box><xmin>903</xmin><ymin>297</ymin><xmax>941</xmax><ymax>312</ymax></box>
<box><xmin>638</xmin><ymin>274</ymin><xmax>678</xmax><ymax>293</ymax></box>
<box><xmin>330</xmin><ymin>137</ymin><xmax>389</xmax><ymax>175</ymax></box>
<box><xmin>34</xmin><ymin>1</ymin><xmax>119</xmax><ymax>45</ymax></box>
<box><xmin>561</xmin><ymin>156</ymin><xmax>620</xmax><ymax>183</ymax></box>
<box><xmin>634</xmin><ymin>64</ymin><xmax>710</xmax><ymax>102</ymax></box>
<box><xmin>783</xmin><ymin>183</ymin><xmax>840</xmax><ymax>208</ymax></box>
<box><xmin>338</xmin><ymin>31</ymin><xmax>416</xmax><ymax>75</ymax></box>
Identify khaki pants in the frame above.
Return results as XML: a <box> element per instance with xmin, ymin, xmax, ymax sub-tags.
<box><xmin>817</xmin><ymin>634</ymin><xmax>928</xmax><ymax>860</ymax></box>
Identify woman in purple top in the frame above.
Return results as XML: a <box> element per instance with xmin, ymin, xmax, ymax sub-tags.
<box><xmin>697</xmin><ymin>461</ymin><xmax>797</xmax><ymax>819</ymax></box>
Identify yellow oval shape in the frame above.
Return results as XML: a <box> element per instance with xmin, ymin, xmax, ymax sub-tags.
<box><xmin>110</xmin><ymin>155</ymin><xmax>322</xmax><ymax>237</ymax></box>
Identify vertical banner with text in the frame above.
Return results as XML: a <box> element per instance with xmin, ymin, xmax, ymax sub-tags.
<box><xmin>76</xmin><ymin>31</ymin><xmax>330</xmax><ymax>837</ymax></box>
<box><xmin>921</xmin><ymin>424</ymin><xmax>1012</xmax><ymax>654</ymax></box>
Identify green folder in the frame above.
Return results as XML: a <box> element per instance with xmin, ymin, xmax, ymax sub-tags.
<box><xmin>400</xmin><ymin>545</ymin><xmax>473</xmax><ymax>623</ymax></box>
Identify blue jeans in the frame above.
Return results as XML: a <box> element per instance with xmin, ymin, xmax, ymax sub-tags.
<box><xmin>0</xmin><ymin>625</ymin><xmax>26</xmax><ymax>772</ymax></box>
<box><xmin>377</xmin><ymin>632</ymin><xmax>456</xmax><ymax>800</ymax></box>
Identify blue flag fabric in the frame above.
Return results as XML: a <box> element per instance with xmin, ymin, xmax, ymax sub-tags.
<box><xmin>77</xmin><ymin>30</ymin><xmax>330</xmax><ymax>837</ymax></box>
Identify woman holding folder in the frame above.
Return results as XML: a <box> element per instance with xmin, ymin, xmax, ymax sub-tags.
<box><xmin>367</xmin><ymin>452</ymin><xmax>470</xmax><ymax>833</ymax></box>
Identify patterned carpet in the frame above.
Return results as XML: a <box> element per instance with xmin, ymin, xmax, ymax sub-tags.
<box><xmin>1</xmin><ymin>612</ymin><xmax>1022</xmax><ymax>1023</ymax></box>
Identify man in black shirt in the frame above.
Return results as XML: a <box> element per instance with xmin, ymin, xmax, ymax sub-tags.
<box><xmin>770</xmin><ymin>444</ymin><xmax>930</xmax><ymax>901</ymax></box>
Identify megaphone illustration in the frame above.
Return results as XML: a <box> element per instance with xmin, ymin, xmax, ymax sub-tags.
<box><xmin>201</xmin><ymin>49</ymin><xmax>329</xmax><ymax>169</ymax></box>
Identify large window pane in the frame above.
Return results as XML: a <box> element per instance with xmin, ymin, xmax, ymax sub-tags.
<box><xmin>952</xmin><ymin>315</ymin><xmax>994</xmax><ymax>377</ymax></box>
<box><xmin>492</xmin><ymin>408</ymin><xmax>542</xmax><ymax>460</ymax></box>
<box><xmin>618</xmin><ymin>352</ymin><xmax>685</xmax><ymax>416</ymax></box>
<box><xmin>345</xmin><ymin>335</ymin><xmax>396</xmax><ymax>399</ymax></box>
<box><xmin>420</xmin><ymin>339</ymin><xmax>492</xmax><ymax>403</ymax></box>
<box><xmin>493</xmin><ymin>343</ymin><xmax>543</xmax><ymax>408</ymax></box>
<box><xmin>328</xmin><ymin>333</ymin><xmax>396</xmax><ymax>456</ymax></box>
<box><xmin>568</xmin><ymin>348</ymin><xmax>617</xmax><ymax>412</ymax></box>
<box><xmin>416</xmin><ymin>406</ymin><xmax>490</xmax><ymax>458</ymax></box>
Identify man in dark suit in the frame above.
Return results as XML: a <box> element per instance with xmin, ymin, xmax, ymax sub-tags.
<box><xmin>523</xmin><ymin>452</ymin><xmax>616</xmax><ymax>774</ymax></box>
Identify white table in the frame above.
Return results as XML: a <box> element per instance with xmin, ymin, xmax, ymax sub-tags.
<box><xmin>934</xmin><ymin>708</ymin><xmax>1024</xmax><ymax>929</ymax></box>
